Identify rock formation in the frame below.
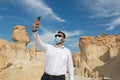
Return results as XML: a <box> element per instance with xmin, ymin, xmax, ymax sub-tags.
<box><xmin>12</xmin><ymin>25</ymin><xmax>30</xmax><ymax>59</ymax></box>
<box><xmin>36</xmin><ymin>50</ymin><xmax>45</xmax><ymax>63</ymax></box>
<box><xmin>72</xmin><ymin>52</ymin><xmax>81</xmax><ymax>76</ymax></box>
<box><xmin>0</xmin><ymin>60</ymin><xmax>44</xmax><ymax>80</ymax></box>
<box><xmin>0</xmin><ymin>53</ymin><xmax>8</xmax><ymax>69</ymax></box>
<box><xmin>79</xmin><ymin>34</ymin><xmax>120</xmax><ymax>79</ymax></box>
<box><xmin>72</xmin><ymin>52</ymin><xmax>81</xmax><ymax>68</ymax></box>
<box><xmin>0</xmin><ymin>39</ymin><xmax>15</xmax><ymax>60</ymax></box>
<box><xmin>29</xmin><ymin>45</ymin><xmax>37</xmax><ymax>61</ymax></box>
<box><xmin>0</xmin><ymin>25</ymin><xmax>46</xmax><ymax>80</ymax></box>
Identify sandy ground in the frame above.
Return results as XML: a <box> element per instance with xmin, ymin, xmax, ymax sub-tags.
<box><xmin>74</xmin><ymin>76</ymin><xmax>93</xmax><ymax>80</ymax></box>
<box><xmin>66</xmin><ymin>74</ymin><xmax>93</xmax><ymax>80</ymax></box>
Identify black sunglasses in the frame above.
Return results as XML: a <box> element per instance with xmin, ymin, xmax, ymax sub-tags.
<box><xmin>55</xmin><ymin>35</ymin><xmax>62</xmax><ymax>37</ymax></box>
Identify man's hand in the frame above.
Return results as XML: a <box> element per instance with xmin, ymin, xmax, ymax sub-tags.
<box><xmin>32</xmin><ymin>19</ymin><xmax>40</xmax><ymax>32</ymax></box>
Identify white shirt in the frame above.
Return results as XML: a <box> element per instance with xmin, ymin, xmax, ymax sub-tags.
<box><xmin>33</xmin><ymin>32</ymin><xmax>74</xmax><ymax>80</ymax></box>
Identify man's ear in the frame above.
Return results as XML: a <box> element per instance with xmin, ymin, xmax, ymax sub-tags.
<box><xmin>62</xmin><ymin>38</ymin><xmax>65</xmax><ymax>42</ymax></box>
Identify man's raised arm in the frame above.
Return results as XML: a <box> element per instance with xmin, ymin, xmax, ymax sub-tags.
<box><xmin>32</xmin><ymin>17</ymin><xmax>47</xmax><ymax>51</ymax></box>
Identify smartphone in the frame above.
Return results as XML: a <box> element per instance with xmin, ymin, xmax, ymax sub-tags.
<box><xmin>37</xmin><ymin>16</ymin><xmax>41</xmax><ymax>21</ymax></box>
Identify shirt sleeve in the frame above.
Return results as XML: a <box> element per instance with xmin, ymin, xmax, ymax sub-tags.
<box><xmin>67</xmin><ymin>49</ymin><xmax>74</xmax><ymax>80</ymax></box>
<box><xmin>33</xmin><ymin>32</ymin><xmax>48</xmax><ymax>51</ymax></box>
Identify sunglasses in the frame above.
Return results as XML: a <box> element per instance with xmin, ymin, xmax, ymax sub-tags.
<box><xmin>55</xmin><ymin>35</ymin><xmax>63</xmax><ymax>37</ymax></box>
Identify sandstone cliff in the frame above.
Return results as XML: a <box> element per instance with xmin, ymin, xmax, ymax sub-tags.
<box><xmin>78</xmin><ymin>34</ymin><xmax>120</xmax><ymax>79</ymax></box>
<box><xmin>0</xmin><ymin>39</ymin><xmax>15</xmax><ymax>60</ymax></box>
<box><xmin>0</xmin><ymin>53</ymin><xmax>8</xmax><ymax>69</ymax></box>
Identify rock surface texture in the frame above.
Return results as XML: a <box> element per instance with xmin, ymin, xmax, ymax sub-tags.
<box><xmin>78</xmin><ymin>34</ymin><xmax>120</xmax><ymax>80</ymax></box>
<box><xmin>0</xmin><ymin>39</ymin><xmax>15</xmax><ymax>60</ymax></box>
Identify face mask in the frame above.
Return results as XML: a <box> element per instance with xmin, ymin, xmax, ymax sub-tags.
<box><xmin>55</xmin><ymin>36</ymin><xmax>61</xmax><ymax>44</ymax></box>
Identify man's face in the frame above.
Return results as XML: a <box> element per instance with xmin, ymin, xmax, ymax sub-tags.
<box><xmin>55</xmin><ymin>33</ymin><xmax>65</xmax><ymax>42</ymax></box>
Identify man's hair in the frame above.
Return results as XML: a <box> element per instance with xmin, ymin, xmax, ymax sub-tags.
<box><xmin>58</xmin><ymin>31</ymin><xmax>66</xmax><ymax>38</ymax></box>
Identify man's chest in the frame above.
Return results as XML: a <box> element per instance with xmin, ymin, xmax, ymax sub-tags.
<box><xmin>46</xmin><ymin>47</ymin><xmax>68</xmax><ymax>61</ymax></box>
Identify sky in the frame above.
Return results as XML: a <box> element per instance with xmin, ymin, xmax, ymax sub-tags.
<box><xmin>0</xmin><ymin>0</ymin><xmax>120</xmax><ymax>53</ymax></box>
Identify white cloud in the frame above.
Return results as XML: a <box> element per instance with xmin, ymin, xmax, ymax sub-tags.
<box><xmin>106</xmin><ymin>17</ymin><xmax>120</xmax><ymax>30</ymax></box>
<box><xmin>83</xmin><ymin>0</ymin><xmax>120</xmax><ymax>30</ymax></box>
<box><xmin>66</xmin><ymin>41</ymin><xmax>80</xmax><ymax>53</ymax></box>
<box><xmin>39</xmin><ymin>28</ymin><xmax>55</xmax><ymax>43</ymax></box>
<box><xmin>67</xmin><ymin>42</ymin><xmax>79</xmax><ymax>48</ymax></box>
<box><xmin>20</xmin><ymin>0</ymin><xmax>66</xmax><ymax>22</ymax></box>
<box><xmin>63</xmin><ymin>30</ymin><xmax>82</xmax><ymax>37</ymax></box>
<box><xmin>56</xmin><ymin>30</ymin><xmax>81</xmax><ymax>48</ymax></box>
<box><xmin>86</xmin><ymin>0</ymin><xmax>120</xmax><ymax>17</ymax></box>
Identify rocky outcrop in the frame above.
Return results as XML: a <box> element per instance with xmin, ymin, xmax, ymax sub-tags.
<box><xmin>0</xmin><ymin>53</ymin><xmax>8</xmax><ymax>69</ymax></box>
<box><xmin>0</xmin><ymin>60</ymin><xmax>44</xmax><ymax>80</ymax></box>
<box><xmin>12</xmin><ymin>25</ymin><xmax>30</xmax><ymax>59</ymax></box>
<box><xmin>0</xmin><ymin>39</ymin><xmax>15</xmax><ymax>60</ymax></box>
<box><xmin>79</xmin><ymin>34</ymin><xmax>120</xmax><ymax>79</ymax></box>
<box><xmin>102</xmin><ymin>47</ymin><xmax>120</xmax><ymax>80</ymax></box>
<box><xmin>72</xmin><ymin>52</ymin><xmax>81</xmax><ymax>68</ymax></box>
<box><xmin>29</xmin><ymin>45</ymin><xmax>37</xmax><ymax>61</ymax></box>
<box><xmin>72</xmin><ymin>52</ymin><xmax>82</xmax><ymax>76</ymax></box>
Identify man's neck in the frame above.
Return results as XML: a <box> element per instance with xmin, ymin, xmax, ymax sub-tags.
<box><xmin>56</xmin><ymin>43</ymin><xmax>64</xmax><ymax>48</ymax></box>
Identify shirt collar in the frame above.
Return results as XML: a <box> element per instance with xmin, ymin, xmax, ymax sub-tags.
<box><xmin>55</xmin><ymin>45</ymin><xmax>65</xmax><ymax>49</ymax></box>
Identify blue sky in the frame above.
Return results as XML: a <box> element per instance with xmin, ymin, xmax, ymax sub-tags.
<box><xmin>0</xmin><ymin>0</ymin><xmax>120</xmax><ymax>53</ymax></box>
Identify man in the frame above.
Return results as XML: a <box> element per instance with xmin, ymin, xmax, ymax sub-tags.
<box><xmin>32</xmin><ymin>18</ymin><xmax>74</xmax><ymax>80</ymax></box>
